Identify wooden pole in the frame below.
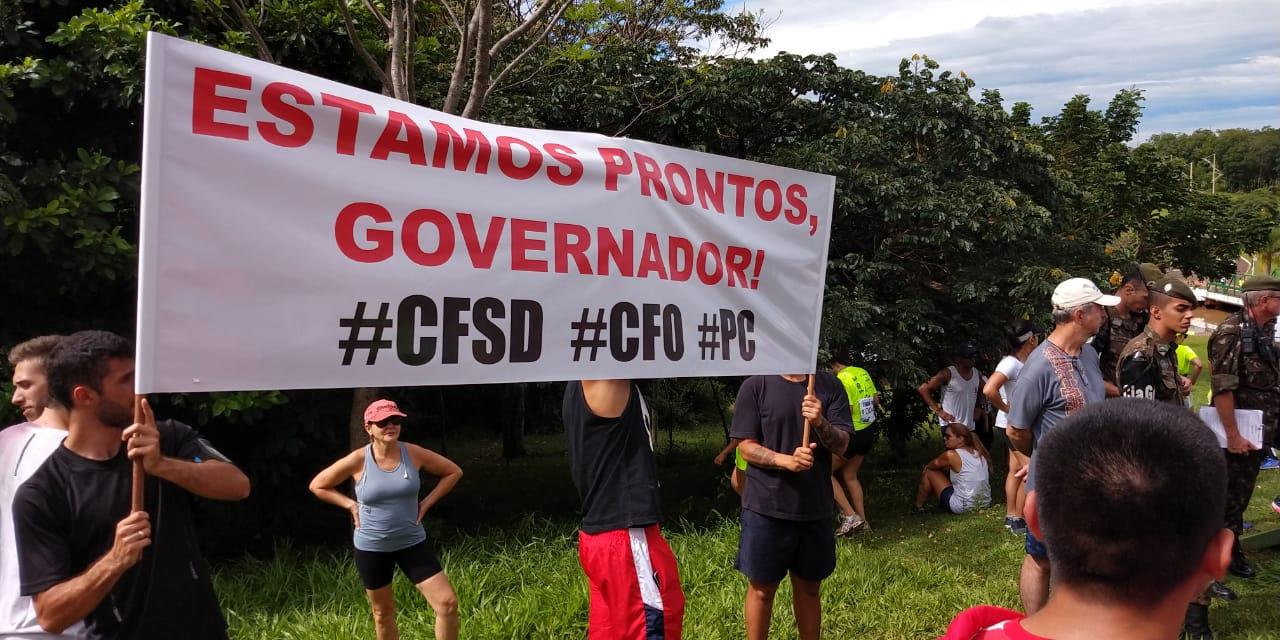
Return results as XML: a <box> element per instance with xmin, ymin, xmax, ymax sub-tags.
<box><xmin>131</xmin><ymin>397</ymin><xmax>145</xmax><ymax>512</ymax></box>
<box><xmin>801</xmin><ymin>373</ymin><xmax>815</xmax><ymax>446</ymax></box>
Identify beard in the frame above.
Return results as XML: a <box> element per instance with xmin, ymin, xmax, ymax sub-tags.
<box><xmin>96</xmin><ymin>396</ymin><xmax>134</xmax><ymax>429</ymax></box>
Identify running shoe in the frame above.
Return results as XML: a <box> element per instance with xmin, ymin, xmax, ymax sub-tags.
<box><xmin>1260</xmin><ymin>455</ymin><xmax>1279</xmax><ymax>471</ymax></box>
<box><xmin>1272</xmin><ymin>496</ymin><xmax>1280</xmax><ymax>515</ymax></box>
<box><xmin>1004</xmin><ymin>516</ymin><xmax>1028</xmax><ymax>536</ymax></box>
<box><xmin>835</xmin><ymin>513</ymin><xmax>865</xmax><ymax>536</ymax></box>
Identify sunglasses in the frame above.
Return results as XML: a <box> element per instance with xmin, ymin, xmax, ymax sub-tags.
<box><xmin>371</xmin><ymin>417</ymin><xmax>403</xmax><ymax>428</ymax></box>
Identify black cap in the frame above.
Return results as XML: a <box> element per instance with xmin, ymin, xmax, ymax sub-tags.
<box><xmin>952</xmin><ymin>342</ymin><xmax>979</xmax><ymax>358</ymax></box>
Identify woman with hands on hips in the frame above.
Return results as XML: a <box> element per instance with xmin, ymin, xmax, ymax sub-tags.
<box><xmin>310</xmin><ymin>399</ymin><xmax>463</xmax><ymax>640</ymax></box>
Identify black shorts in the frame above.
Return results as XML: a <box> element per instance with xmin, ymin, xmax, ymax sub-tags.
<box><xmin>844</xmin><ymin>425</ymin><xmax>878</xmax><ymax>458</ymax></box>
<box><xmin>353</xmin><ymin>539</ymin><xmax>443</xmax><ymax>590</ymax></box>
<box><xmin>735</xmin><ymin>509</ymin><xmax>835</xmax><ymax>584</ymax></box>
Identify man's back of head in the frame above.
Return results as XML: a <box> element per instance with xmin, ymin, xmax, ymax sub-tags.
<box><xmin>1034</xmin><ymin>398</ymin><xmax>1228</xmax><ymax>608</ymax></box>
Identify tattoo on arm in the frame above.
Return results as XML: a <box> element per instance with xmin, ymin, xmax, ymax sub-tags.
<box><xmin>747</xmin><ymin>445</ymin><xmax>777</xmax><ymax>468</ymax></box>
<box><xmin>812</xmin><ymin>418</ymin><xmax>849</xmax><ymax>454</ymax></box>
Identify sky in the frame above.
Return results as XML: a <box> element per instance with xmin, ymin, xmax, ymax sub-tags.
<box><xmin>729</xmin><ymin>0</ymin><xmax>1279</xmax><ymax>141</ymax></box>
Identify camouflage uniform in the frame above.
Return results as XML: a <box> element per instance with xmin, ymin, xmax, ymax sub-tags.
<box><xmin>1208</xmin><ymin>312</ymin><xmax>1280</xmax><ymax>536</ymax></box>
<box><xmin>1118</xmin><ymin>322</ymin><xmax>1205</xmax><ymax>606</ymax></box>
<box><xmin>1094</xmin><ymin>307</ymin><xmax>1146</xmax><ymax>389</ymax></box>
<box><xmin>1116</xmin><ymin>327</ymin><xmax>1185</xmax><ymax>405</ymax></box>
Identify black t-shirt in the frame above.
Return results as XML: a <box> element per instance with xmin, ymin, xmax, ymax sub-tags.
<box><xmin>13</xmin><ymin>420</ymin><xmax>230</xmax><ymax>640</ymax></box>
<box><xmin>730</xmin><ymin>373</ymin><xmax>853</xmax><ymax>522</ymax></box>
<box><xmin>563</xmin><ymin>381</ymin><xmax>663</xmax><ymax>533</ymax></box>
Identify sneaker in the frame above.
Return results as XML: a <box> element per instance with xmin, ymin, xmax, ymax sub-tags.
<box><xmin>1004</xmin><ymin>516</ymin><xmax>1028</xmax><ymax>535</ymax></box>
<box><xmin>835</xmin><ymin>513</ymin><xmax>865</xmax><ymax>536</ymax></box>
<box><xmin>1260</xmin><ymin>456</ymin><xmax>1279</xmax><ymax>471</ymax></box>
<box><xmin>835</xmin><ymin>515</ymin><xmax>855</xmax><ymax>536</ymax></box>
<box><xmin>1271</xmin><ymin>496</ymin><xmax>1280</xmax><ymax>515</ymax></box>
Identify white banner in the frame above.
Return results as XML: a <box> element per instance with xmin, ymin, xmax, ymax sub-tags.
<box><xmin>136</xmin><ymin>33</ymin><xmax>835</xmax><ymax>393</ymax></box>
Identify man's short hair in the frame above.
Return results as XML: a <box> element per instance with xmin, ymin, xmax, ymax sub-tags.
<box><xmin>1242</xmin><ymin>290</ymin><xmax>1271</xmax><ymax>309</ymax></box>
<box><xmin>1118</xmin><ymin>264</ymin><xmax>1146</xmax><ymax>289</ymax></box>
<box><xmin>7</xmin><ymin>335</ymin><xmax>66</xmax><ymax>369</ymax></box>
<box><xmin>1050</xmin><ymin>304</ymin><xmax>1087</xmax><ymax>326</ymax></box>
<box><xmin>45</xmin><ymin>331</ymin><xmax>134</xmax><ymax>409</ymax></box>
<box><xmin>1035</xmin><ymin>399</ymin><xmax>1226</xmax><ymax>606</ymax></box>
<box><xmin>1147</xmin><ymin>289</ymin><xmax>1172</xmax><ymax>310</ymax></box>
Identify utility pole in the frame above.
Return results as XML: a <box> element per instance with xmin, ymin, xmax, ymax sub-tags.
<box><xmin>1200</xmin><ymin>154</ymin><xmax>1221</xmax><ymax>194</ymax></box>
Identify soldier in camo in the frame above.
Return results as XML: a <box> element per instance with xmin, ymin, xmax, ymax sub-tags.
<box><xmin>1116</xmin><ymin>277</ymin><xmax>1214</xmax><ymax>638</ymax></box>
<box><xmin>1094</xmin><ymin>263</ymin><xmax>1163</xmax><ymax>397</ymax></box>
<box><xmin>1117</xmin><ymin>276</ymin><xmax>1195</xmax><ymax>404</ymax></box>
<box><xmin>1208</xmin><ymin>275</ymin><xmax>1280</xmax><ymax>585</ymax></box>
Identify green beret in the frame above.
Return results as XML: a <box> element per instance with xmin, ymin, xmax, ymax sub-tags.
<box><xmin>1243</xmin><ymin>275</ymin><xmax>1280</xmax><ymax>292</ymax></box>
<box><xmin>1152</xmin><ymin>276</ymin><xmax>1197</xmax><ymax>305</ymax></box>
<box><xmin>1138</xmin><ymin>263</ymin><xmax>1163</xmax><ymax>287</ymax></box>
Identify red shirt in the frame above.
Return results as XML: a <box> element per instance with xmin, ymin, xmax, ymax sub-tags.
<box><xmin>939</xmin><ymin>606</ymin><xmax>1049</xmax><ymax>640</ymax></box>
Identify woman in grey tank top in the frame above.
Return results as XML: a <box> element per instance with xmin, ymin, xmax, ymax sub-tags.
<box><xmin>310</xmin><ymin>399</ymin><xmax>464</xmax><ymax>640</ymax></box>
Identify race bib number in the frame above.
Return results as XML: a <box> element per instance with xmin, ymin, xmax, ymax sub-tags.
<box><xmin>858</xmin><ymin>397</ymin><xmax>876</xmax><ymax>425</ymax></box>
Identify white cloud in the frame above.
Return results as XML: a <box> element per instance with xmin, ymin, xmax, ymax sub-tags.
<box><xmin>731</xmin><ymin>0</ymin><xmax>1280</xmax><ymax>139</ymax></box>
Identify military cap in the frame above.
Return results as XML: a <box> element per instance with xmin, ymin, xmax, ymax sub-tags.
<box><xmin>1243</xmin><ymin>275</ymin><xmax>1280</xmax><ymax>292</ymax></box>
<box><xmin>1151</xmin><ymin>276</ymin><xmax>1197</xmax><ymax>305</ymax></box>
<box><xmin>1138</xmin><ymin>262</ymin><xmax>1163</xmax><ymax>287</ymax></box>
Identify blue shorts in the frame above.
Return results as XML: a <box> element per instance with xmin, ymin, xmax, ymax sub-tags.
<box><xmin>1025</xmin><ymin>528</ymin><xmax>1048</xmax><ymax>559</ymax></box>
<box><xmin>735</xmin><ymin>509</ymin><xmax>835</xmax><ymax>584</ymax></box>
<box><xmin>939</xmin><ymin>486</ymin><xmax>955</xmax><ymax>511</ymax></box>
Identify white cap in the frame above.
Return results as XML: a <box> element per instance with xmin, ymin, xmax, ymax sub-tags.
<box><xmin>1052</xmin><ymin>277</ymin><xmax>1122</xmax><ymax>310</ymax></box>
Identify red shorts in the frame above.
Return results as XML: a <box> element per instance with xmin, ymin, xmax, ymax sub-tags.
<box><xmin>578</xmin><ymin>524</ymin><xmax>685</xmax><ymax>640</ymax></box>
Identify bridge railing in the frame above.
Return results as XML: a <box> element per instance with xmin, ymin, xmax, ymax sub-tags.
<box><xmin>1205</xmin><ymin>279</ymin><xmax>1245</xmax><ymax>297</ymax></box>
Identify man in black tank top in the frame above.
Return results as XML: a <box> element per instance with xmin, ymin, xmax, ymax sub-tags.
<box><xmin>563</xmin><ymin>379</ymin><xmax>685</xmax><ymax>639</ymax></box>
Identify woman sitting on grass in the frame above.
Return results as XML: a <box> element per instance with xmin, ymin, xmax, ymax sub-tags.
<box><xmin>310</xmin><ymin>399</ymin><xmax>464</xmax><ymax>640</ymax></box>
<box><xmin>913</xmin><ymin>422</ymin><xmax>991</xmax><ymax>514</ymax></box>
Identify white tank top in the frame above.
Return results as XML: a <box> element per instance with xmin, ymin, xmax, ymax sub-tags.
<box><xmin>949</xmin><ymin>448</ymin><xmax>991</xmax><ymax>512</ymax></box>
<box><xmin>939</xmin><ymin>365</ymin><xmax>980</xmax><ymax>428</ymax></box>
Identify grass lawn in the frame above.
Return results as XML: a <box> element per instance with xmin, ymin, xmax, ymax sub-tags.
<box><xmin>214</xmin><ymin>372</ymin><xmax>1280</xmax><ymax>640</ymax></box>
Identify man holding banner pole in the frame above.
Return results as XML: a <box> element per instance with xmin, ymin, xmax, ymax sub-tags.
<box><xmin>12</xmin><ymin>331</ymin><xmax>249</xmax><ymax>639</ymax></box>
<box><xmin>731</xmin><ymin>371</ymin><xmax>852</xmax><ymax>640</ymax></box>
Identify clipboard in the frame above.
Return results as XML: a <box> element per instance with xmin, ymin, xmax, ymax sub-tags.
<box><xmin>1198</xmin><ymin>407</ymin><xmax>1264</xmax><ymax>450</ymax></box>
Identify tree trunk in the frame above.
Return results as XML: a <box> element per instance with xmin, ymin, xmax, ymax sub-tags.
<box><xmin>501</xmin><ymin>383</ymin><xmax>527</xmax><ymax>459</ymax></box>
<box><xmin>437</xmin><ymin>387</ymin><xmax>449</xmax><ymax>456</ymax></box>
<box><xmin>348</xmin><ymin>386</ymin><xmax>380</xmax><ymax>450</ymax></box>
<box><xmin>887</xmin><ymin>388</ymin><xmax>910</xmax><ymax>464</ymax></box>
<box><xmin>461</xmin><ymin>0</ymin><xmax>493</xmax><ymax>119</ymax></box>
<box><xmin>713</xmin><ymin>380</ymin><xmax>730</xmax><ymax>442</ymax></box>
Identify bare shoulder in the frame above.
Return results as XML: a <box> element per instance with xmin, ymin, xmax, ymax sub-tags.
<box><xmin>340</xmin><ymin>447</ymin><xmax>366</xmax><ymax>468</ymax></box>
<box><xmin>404</xmin><ymin>442</ymin><xmax>433</xmax><ymax>459</ymax></box>
<box><xmin>404</xmin><ymin>442</ymin><xmax>447</xmax><ymax>464</ymax></box>
<box><xmin>580</xmin><ymin>379</ymin><xmax>631</xmax><ymax>418</ymax></box>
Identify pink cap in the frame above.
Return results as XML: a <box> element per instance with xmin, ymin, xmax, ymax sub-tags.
<box><xmin>363</xmin><ymin>399</ymin><xmax>407</xmax><ymax>423</ymax></box>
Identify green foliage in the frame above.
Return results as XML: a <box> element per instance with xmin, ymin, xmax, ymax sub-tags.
<box><xmin>1141</xmin><ymin>192</ymin><xmax>1271</xmax><ymax>278</ymax></box>
<box><xmin>166</xmin><ymin>390</ymin><xmax>290</xmax><ymax>426</ymax></box>
<box><xmin>1</xmin><ymin>0</ymin><xmax>1265</xmax><ymax>521</ymax></box>
<box><xmin>1144</xmin><ymin>127</ymin><xmax>1280</xmax><ymax>192</ymax></box>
